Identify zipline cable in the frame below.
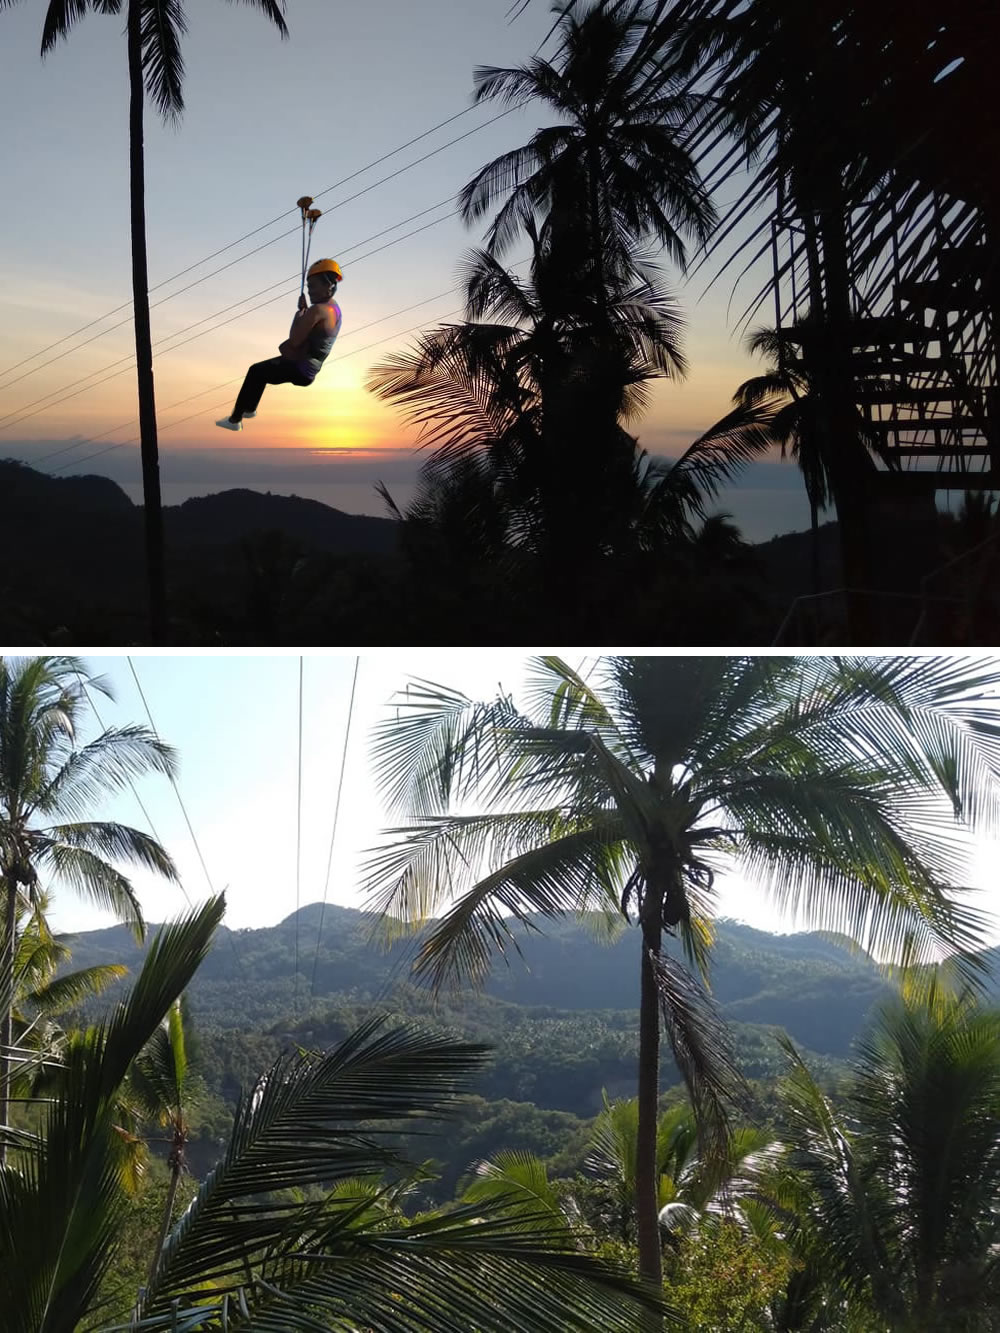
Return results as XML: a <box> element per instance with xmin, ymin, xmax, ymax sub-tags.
<box><xmin>125</xmin><ymin>656</ymin><xmax>243</xmax><ymax>972</ymax></box>
<box><xmin>309</xmin><ymin>657</ymin><xmax>359</xmax><ymax>1001</ymax></box>
<box><xmin>30</xmin><ymin>249</ymin><xmax>529</xmax><ymax>473</ymax></box>
<box><xmin>73</xmin><ymin>670</ymin><xmax>194</xmax><ymax>912</ymax></box>
<box><xmin>0</xmin><ymin>202</ymin><xmax>460</xmax><ymax>437</ymax></box>
<box><xmin>30</xmin><ymin>279</ymin><xmax>470</xmax><ymax>467</ymax></box>
<box><xmin>0</xmin><ymin>101</ymin><xmax>526</xmax><ymax>393</ymax></box>
<box><xmin>48</xmin><ymin>297</ymin><xmax>473</xmax><ymax>474</ymax></box>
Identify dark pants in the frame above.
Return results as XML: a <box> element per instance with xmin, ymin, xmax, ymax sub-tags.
<box><xmin>231</xmin><ymin>357</ymin><xmax>312</xmax><ymax>419</ymax></box>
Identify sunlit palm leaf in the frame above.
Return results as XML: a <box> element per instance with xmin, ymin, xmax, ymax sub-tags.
<box><xmin>0</xmin><ymin>897</ymin><xmax>224</xmax><ymax>1333</ymax></box>
<box><xmin>143</xmin><ymin>1017</ymin><xmax>669</xmax><ymax>1329</ymax></box>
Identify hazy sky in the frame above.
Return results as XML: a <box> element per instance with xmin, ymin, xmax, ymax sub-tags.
<box><xmin>39</xmin><ymin>653</ymin><xmax>999</xmax><ymax>952</ymax></box>
<box><xmin>0</xmin><ymin>0</ymin><xmax>792</xmax><ymax>522</ymax></box>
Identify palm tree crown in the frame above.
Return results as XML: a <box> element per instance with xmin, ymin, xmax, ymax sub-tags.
<box><xmin>460</xmin><ymin>0</ymin><xmax>716</xmax><ymax>279</ymax></box>
<box><xmin>364</xmin><ymin>654</ymin><xmax>1000</xmax><ymax>1291</ymax></box>
<box><xmin>770</xmin><ymin>993</ymin><xmax>1000</xmax><ymax>1326</ymax></box>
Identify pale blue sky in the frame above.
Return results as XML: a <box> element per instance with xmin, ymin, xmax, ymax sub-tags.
<box><xmin>0</xmin><ymin>0</ymin><xmax>803</xmax><ymax>533</ymax></box>
<box><xmin>37</xmin><ymin>653</ymin><xmax>1000</xmax><ymax>951</ymax></box>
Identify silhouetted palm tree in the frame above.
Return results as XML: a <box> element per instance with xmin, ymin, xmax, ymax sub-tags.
<box><xmin>369</xmin><ymin>226</ymin><xmax>774</xmax><ymax>575</ymax></box>
<box><xmin>2</xmin><ymin>0</ymin><xmax>290</xmax><ymax>642</ymax></box>
<box><xmin>365</xmin><ymin>654</ymin><xmax>1000</xmax><ymax>1303</ymax></box>
<box><xmin>460</xmin><ymin>0</ymin><xmax>716</xmax><ymax>291</ymax></box>
<box><xmin>734</xmin><ymin>319</ymin><xmax>896</xmax><ymax>594</ymax></box>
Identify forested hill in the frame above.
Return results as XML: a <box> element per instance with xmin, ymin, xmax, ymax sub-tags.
<box><xmin>63</xmin><ymin>905</ymin><xmax>903</xmax><ymax>1059</ymax></box>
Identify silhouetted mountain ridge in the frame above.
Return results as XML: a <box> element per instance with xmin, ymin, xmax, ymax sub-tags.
<box><xmin>166</xmin><ymin>487</ymin><xmax>396</xmax><ymax>553</ymax></box>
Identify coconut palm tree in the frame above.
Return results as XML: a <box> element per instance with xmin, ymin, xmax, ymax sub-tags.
<box><xmin>3</xmin><ymin>891</ymin><xmax>128</xmax><ymax>1102</ymax></box>
<box><xmin>770</xmin><ymin>994</ymin><xmax>1000</xmax><ymax>1327</ymax></box>
<box><xmin>127</xmin><ymin>996</ymin><xmax>191</xmax><ymax>1291</ymax></box>
<box><xmin>459</xmin><ymin>0</ymin><xmax>716</xmax><ymax>292</ymax></box>
<box><xmin>583</xmin><ymin>1093</ymin><xmax>773</xmax><ymax>1247</ymax></box>
<box><xmin>0</xmin><ymin>895</ymin><xmax>668</xmax><ymax>1331</ymax></box>
<box><xmin>0</xmin><ymin>654</ymin><xmax>178</xmax><ymax>1167</ymax></box>
<box><xmin>369</xmin><ymin>228</ymin><xmax>777</xmax><ymax>575</ymax></box>
<box><xmin>1</xmin><ymin>0</ymin><xmax>290</xmax><ymax>643</ymax></box>
<box><xmin>364</xmin><ymin>654</ymin><xmax>1000</xmax><ymax>1300</ymax></box>
<box><xmin>733</xmin><ymin>319</ymin><xmax>894</xmax><ymax>594</ymax></box>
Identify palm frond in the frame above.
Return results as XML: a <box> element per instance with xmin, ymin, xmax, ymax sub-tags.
<box><xmin>368</xmin><ymin>677</ymin><xmax>524</xmax><ymax>818</ymax></box>
<box><xmin>0</xmin><ymin>897</ymin><xmax>224</xmax><ymax>1333</ymax></box>
<box><xmin>26</xmin><ymin>963</ymin><xmax>128</xmax><ymax>1016</ymax></box>
<box><xmin>27</xmin><ymin>840</ymin><xmax>147</xmax><ymax>940</ymax></box>
<box><xmin>31</xmin><ymin>724</ymin><xmax>177</xmax><ymax>823</ymax></box>
<box><xmin>650</xmin><ymin>950</ymin><xmax>745</xmax><ymax>1168</ymax></box>
<box><xmin>38</xmin><ymin>0</ymin><xmax>89</xmax><ymax>56</ymax></box>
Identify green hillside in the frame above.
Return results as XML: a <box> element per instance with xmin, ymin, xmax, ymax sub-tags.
<box><xmin>61</xmin><ymin>904</ymin><xmax>890</xmax><ymax>1058</ymax></box>
<box><xmin>55</xmin><ymin>907</ymin><xmax>898</xmax><ymax>1197</ymax></box>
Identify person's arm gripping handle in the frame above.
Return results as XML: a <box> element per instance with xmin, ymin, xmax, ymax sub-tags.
<box><xmin>279</xmin><ymin>296</ymin><xmax>316</xmax><ymax>358</ymax></box>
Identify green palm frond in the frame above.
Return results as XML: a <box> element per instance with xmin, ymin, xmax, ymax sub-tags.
<box><xmin>26</xmin><ymin>840</ymin><xmax>146</xmax><ymax>940</ymax></box>
<box><xmin>651</xmin><ymin>950</ymin><xmax>744</xmax><ymax>1163</ymax></box>
<box><xmin>462</xmin><ymin>1149</ymin><xmax>571</xmax><ymax>1231</ymax></box>
<box><xmin>367</xmin><ymin>810</ymin><xmax>632</xmax><ymax>991</ymax></box>
<box><xmin>772</xmin><ymin>991</ymin><xmax>1000</xmax><ymax>1324</ymax></box>
<box><xmin>850</xmin><ymin>996</ymin><xmax>1000</xmax><ymax>1300</ymax></box>
<box><xmin>129</xmin><ymin>997</ymin><xmax>186</xmax><ymax>1123</ymax></box>
<box><xmin>26</xmin><ymin>963</ymin><xmax>128</xmax><ymax>1016</ymax></box>
<box><xmin>144</xmin><ymin>1208</ymin><xmax>671</xmax><ymax>1331</ymax></box>
<box><xmin>144</xmin><ymin>1019</ymin><xmax>489</xmax><ymax>1305</ymax></box>
<box><xmin>31</xmin><ymin>725</ymin><xmax>177</xmax><ymax>823</ymax></box>
<box><xmin>0</xmin><ymin>897</ymin><xmax>225</xmax><ymax>1333</ymax></box>
<box><xmin>775</xmin><ymin>1032</ymin><xmax>894</xmax><ymax>1313</ymax></box>
<box><xmin>586</xmin><ymin>1093</ymin><xmax>640</xmax><ymax>1204</ymax></box>
<box><xmin>369</xmin><ymin>677</ymin><xmax>524</xmax><ymax>819</ymax></box>
<box><xmin>41</xmin><ymin>818</ymin><xmax>177</xmax><ymax>877</ymax></box>
<box><xmin>141</xmin><ymin>1017</ymin><xmax>669</xmax><ymax>1330</ymax></box>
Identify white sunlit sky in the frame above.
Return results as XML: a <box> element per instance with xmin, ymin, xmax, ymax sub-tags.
<box><xmin>40</xmin><ymin>652</ymin><xmax>1000</xmax><ymax>951</ymax></box>
<box><xmin>0</xmin><ymin>0</ymin><xmax>819</xmax><ymax>542</ymax></box>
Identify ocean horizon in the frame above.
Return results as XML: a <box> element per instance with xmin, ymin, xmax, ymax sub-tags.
<box><xmin>116</xmin><ymin>460</ymin><xmax>820</xmax><ymax>545</ymax></box>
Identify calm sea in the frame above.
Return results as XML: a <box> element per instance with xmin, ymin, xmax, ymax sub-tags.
<box><xmin>119</xmin><ymin>462</ymin><xmax>817</xmax><ymax>544</ymax></box>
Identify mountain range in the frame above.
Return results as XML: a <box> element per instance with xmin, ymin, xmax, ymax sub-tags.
<box><xmin>63</xmin><ymin>904</ymin><xmax>904</xmax><ymax>1061</ymax></box>
<box><xmin>1</xmin><ymin>457</ymin><xmax>838</xmax><ymax>644</ymax></box>
<box><xmin>55</xmin><ymin>905</ymin><xmax>1000</xmax><ymax>1188</ymax></box>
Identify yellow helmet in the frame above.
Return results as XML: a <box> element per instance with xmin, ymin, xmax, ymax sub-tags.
<box><xmin>308</xmin><ymin>258</ymin><xmax>343</xmax><ymax>282</ymax></box>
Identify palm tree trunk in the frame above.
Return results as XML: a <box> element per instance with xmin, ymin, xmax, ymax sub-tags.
<box><xmin>128</xmin><ymin>0</ymin><xmax>168</xmax><ymax>645</ymax></box>
<box><xmin>148</xmin><ymin>1153</ymin><xmax>181</xmax><ymax>1290</ymax></box>
<box><xmin>809</xmin><ymin>495</ymin><xmax>821</xmax><ymax>595</ymax></box>
<box><xmin>0</xmin><ymin>870</ymin><xmax>18</xmax><ymax>1170</ymax></box>
<box><xmin>635</xmin><ymin>906</ymin><xmax>663</xmax><ymax>1307</ymax></box>
<box><xmin>817</xmin><ymin>205</ymin><xmax>874</xmax><ymax>642</ymax></box>
<box><xmin>802</xmin><ymin>212</ymin><xmax>825</xmax><ymax>322</ymax></box>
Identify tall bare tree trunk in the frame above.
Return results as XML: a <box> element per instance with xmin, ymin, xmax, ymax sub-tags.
<box><xmin>128</xmin><ymin>0</ymin><xmax>167</xmax><ymax>645</ymax></box>
<box><xmin>635</xmin><ymin>904</ymin><xmax>663</xmax><ymax>1321</ymax></box>
<box><xmin>818</xmin><ymin>204</ymin><xmax>874</xmax><ymax>642</ymax></box>
<box><xmin>148</xmin><ymin>1151</ymin><xmax>181</xmax><ymax>1290</ymax></box>
<box><xmin>0</xmin><ymin>870</ymin><xmax>18</xmax><ymax>1171</ymax></box>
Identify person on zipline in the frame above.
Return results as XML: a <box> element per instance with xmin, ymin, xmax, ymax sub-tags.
<box><xmin>216</xmin><ymin>258</ymin><xmax>343</xmax><ymax>431</ymax></box>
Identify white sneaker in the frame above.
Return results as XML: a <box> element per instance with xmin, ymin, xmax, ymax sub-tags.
<box><xmin>216</xmin><ymin>417</ymin><xmax>242</xmax><ymax>431</ymax></box>
<box><xmin>243</xmin><ymin>411</ymin><xmax>256</xmax><ymax>419</ymax></box>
